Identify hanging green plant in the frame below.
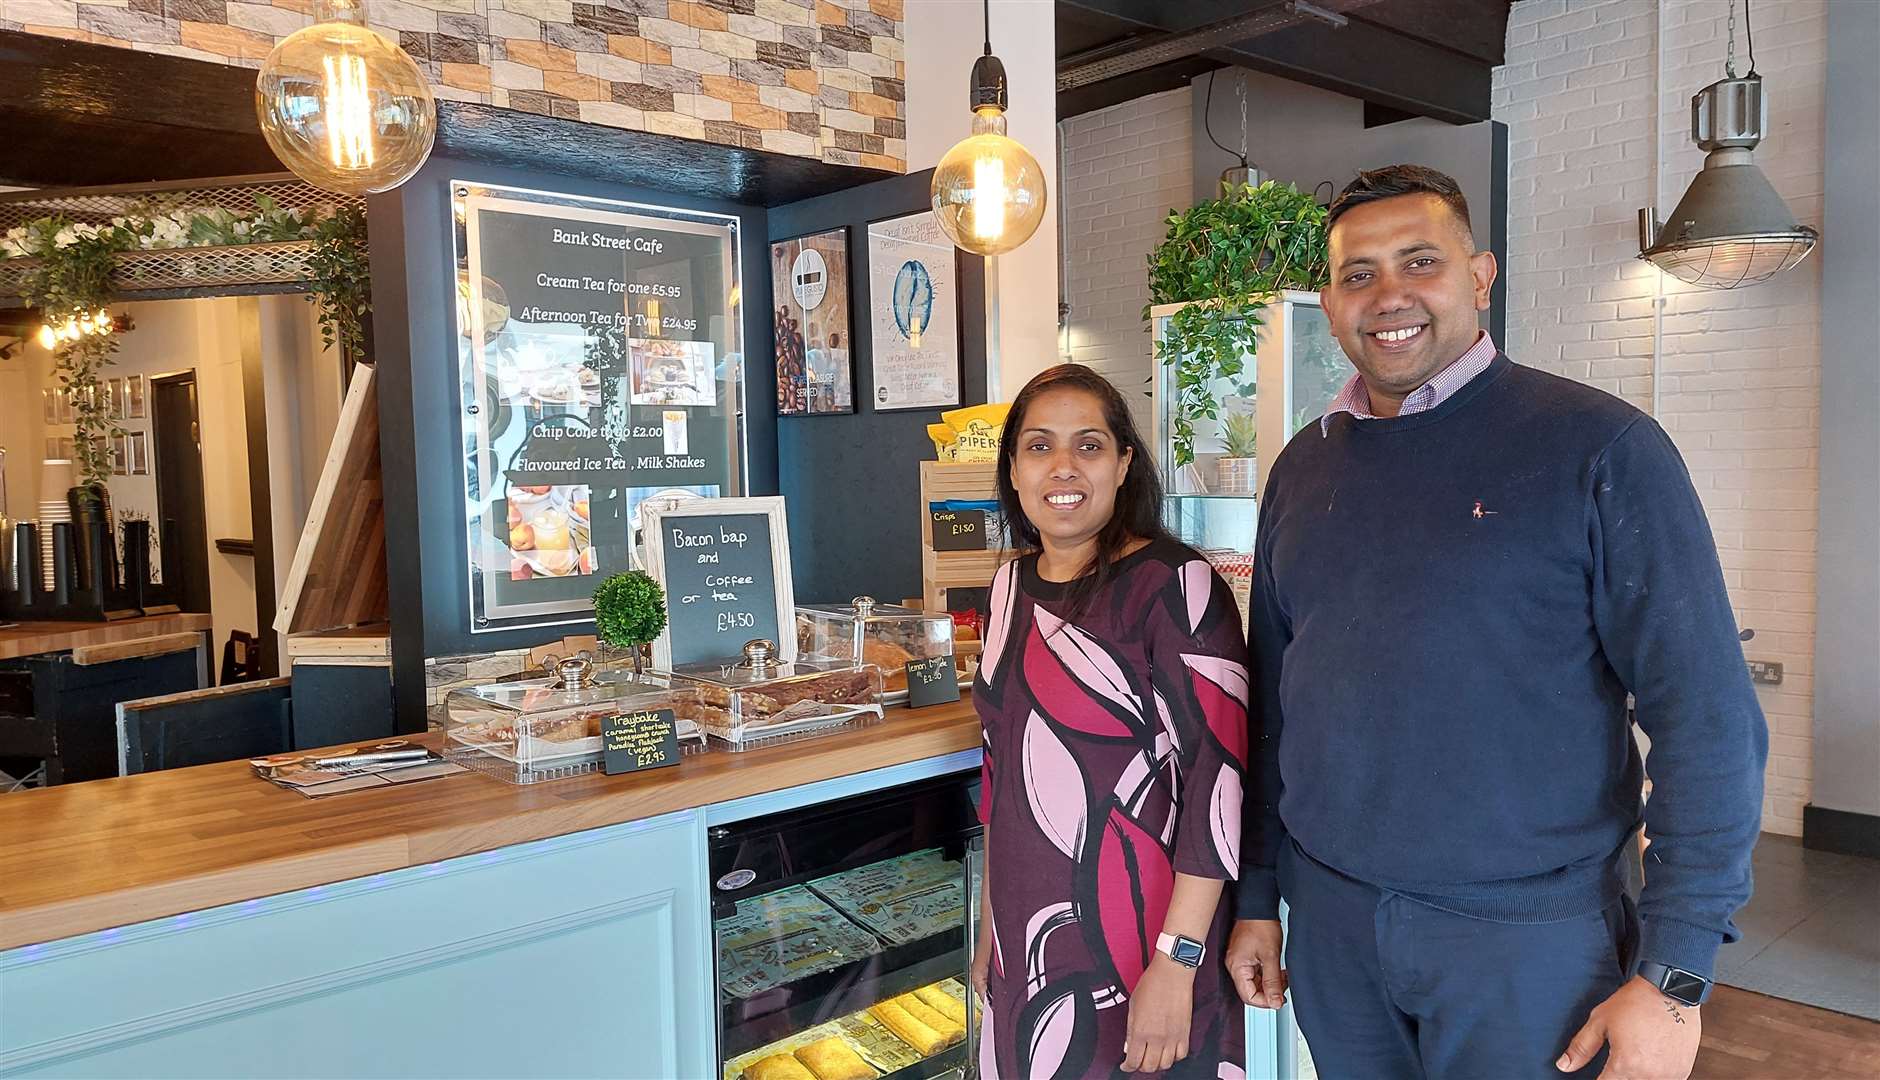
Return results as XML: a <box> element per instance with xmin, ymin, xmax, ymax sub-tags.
<box><xmin>304</xmin><ymin>205</ymin><xmax>373</xmax><ymax>361</ymax></box>
<box><xmin>3</xmin><ymin>199</ymin><xmax>372</xmax><ymax>487</ymax></box>
<box><xmin>1144</xmin><ymin>180</ymin><xmax>1330</xmax><ymax>467</ymax></box>
<box><xmin>15</xmin><ymin>218</ymin><xmax>138</xmax><ymax>490</ymax></box>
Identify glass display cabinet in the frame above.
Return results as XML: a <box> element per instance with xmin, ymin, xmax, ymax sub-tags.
<box><xmin>1148</xmin><ymin>291</ymin><xmax>1347</xmax><ymax>623</ymax></box>
<box><xmin>711</xmin><ymin>774</ymin><xmax>983</xmax><ymax>1080</ymax></box>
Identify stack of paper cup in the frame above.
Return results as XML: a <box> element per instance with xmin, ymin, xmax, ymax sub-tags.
<box><xmin>38</xmin><ymin>459</ymin><xmax>73</xmax><ymax>592</ymax></box>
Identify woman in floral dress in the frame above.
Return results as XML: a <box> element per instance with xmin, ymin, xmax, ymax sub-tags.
<box><xmin>972</xmin><ymin>365</ymin><xmax>1250</xmax><ymax>1078</ymax></box>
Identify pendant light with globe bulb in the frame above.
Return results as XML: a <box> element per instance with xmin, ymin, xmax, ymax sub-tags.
<box><xmin>930</xmin><ymin>0</ymin><xmax>1048</xmax><ymax>257</ymax></box>
<box><xmin>254</xmin><ymin>0</ymin><xmax>437</xmax><ymax>195</ymax></box>
<box><xmin>1637</xmin><ymin>0</ymin><xmax>1817</xmax><ymax>289</ymax></box>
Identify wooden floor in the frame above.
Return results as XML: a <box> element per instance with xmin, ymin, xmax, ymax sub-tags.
<box><xmin>1695</xmin><ymin>985</ymin><xmax>1880</xmax><ymax>1079</ymax></box>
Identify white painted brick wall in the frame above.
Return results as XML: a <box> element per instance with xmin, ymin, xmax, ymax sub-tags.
<box><xmin>1058</xmin><ymin>88</ymin><xmax>1195</xmax><ymax>435</ymax></box>
<box><xmin>1497</xmin><ymin>0</ymin><xmax>1825</xmax><ymax>836</ymax></box>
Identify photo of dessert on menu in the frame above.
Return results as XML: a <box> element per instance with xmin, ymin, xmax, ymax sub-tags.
<box><xmin>630</xmin><ymin>338</ymin><xmax>717</xmax><ymax>406</ymax></box>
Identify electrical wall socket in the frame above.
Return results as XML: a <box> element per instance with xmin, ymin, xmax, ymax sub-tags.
<box><xmin>1747</xmin><ymin>660</ymin><xmax>1784</xmax><ymax>686</ymax></box>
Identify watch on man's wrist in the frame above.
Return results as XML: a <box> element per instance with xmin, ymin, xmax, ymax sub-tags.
<box><xmin>1636</xmin><ymin>961</ymin><xmax>1711</xmax><ymax>1006</ymax></box>
<box><xmin>1155</xmin><ymin>932</ymin><xmax>1206</xmax><ymax>969</ymax></box>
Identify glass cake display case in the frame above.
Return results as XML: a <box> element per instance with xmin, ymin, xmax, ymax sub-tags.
<box><xmin>797</xmin><ymin>596</ymin><xmax>958</xmax><ymax>699</ymax></box>
<box><xmin>667</xmin><ymin>639</ymin><xmax>885</xmax><ymax>752</ymax></box>
<box><xmin>1149</xmin><ymin>291</ymin><xmax>1347</xmax><ymax>622</ymax></box>
<box><xmin>442</xmin><ymin>655</ymin><xmax>706</xmax><ymax>783</ymax></box>
<box><xmin>711</xmin><ymin>774</ymin><xmax>983</xmax><ymax>1080</ymax></box>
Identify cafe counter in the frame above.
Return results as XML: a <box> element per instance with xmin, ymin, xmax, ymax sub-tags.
<box><xmin>0</xmin><ymin>698</ymin><xmax>982</xmax><ymax>1079</ymax></box>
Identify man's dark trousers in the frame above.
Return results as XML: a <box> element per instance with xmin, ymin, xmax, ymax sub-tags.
<box><xmin>1280</xmin><ymin>839</ymin><xmax>1638</xmax><ymax>1079</ymax></box>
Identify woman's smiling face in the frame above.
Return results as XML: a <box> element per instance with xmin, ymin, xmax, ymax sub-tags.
<box><xmin>1009</xmin><ymin>386</ymin><xmax>1133</xmax><ymax>555</ymax></box>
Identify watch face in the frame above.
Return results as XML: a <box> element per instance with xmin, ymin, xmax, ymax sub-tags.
<box><xmin>1661</xmin><ymin>968</ymin><xmax>1709</xmax><ymax>1005</ymax></box>
<box><xmin>1170</xmin><ymin>937</ymin><xmax>1205</xmax><ymax>968</ymax></box>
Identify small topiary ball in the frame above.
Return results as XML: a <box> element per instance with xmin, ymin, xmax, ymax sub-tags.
<box><xmin>593</xmin><ymin>570</ymin><xmax>668</xmax><ymax>648</ymax></box>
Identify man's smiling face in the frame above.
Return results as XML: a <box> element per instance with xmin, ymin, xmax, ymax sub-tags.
<box><xmin>1319</xmin><ymin>193</ymin><xmax>1497</xmax><ymax>412</ymax></box>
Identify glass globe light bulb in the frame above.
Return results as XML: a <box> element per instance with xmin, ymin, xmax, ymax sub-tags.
<box><xmin>255</xmin><ymin>0</ymin><xmax>436</xmax><ymax>195</ymax></box>
<box><xmin>36</xmin><ymin>324</ymin><xmax>57</xmax><ymax>350</ymax></box>
<box><xmin>932</xmin><ymin>107</ymin><xmax>1048</xmax><ymax>257</ymax></box>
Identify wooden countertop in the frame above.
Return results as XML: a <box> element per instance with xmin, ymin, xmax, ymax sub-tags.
<box><xmin>0</xmin><ymin>613</ymin><xmax>214</xmax><ymax>661</ymax></box>
<box><xmin>0</xmin><ymin>696</ymin><xmax>981</xmax><ymax>950</ymax></box>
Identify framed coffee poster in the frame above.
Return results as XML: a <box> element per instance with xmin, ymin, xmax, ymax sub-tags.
<box><xmin>771</xmin><ymin>228</ymin><xmax>854</xmax><ymax>416</ymax></box>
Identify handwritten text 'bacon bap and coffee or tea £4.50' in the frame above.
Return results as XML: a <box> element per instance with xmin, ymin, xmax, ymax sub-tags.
<box><xmin>662</xmin><ymin>514</ymin><xmax>782</xmax><ymax>666</ymax></box>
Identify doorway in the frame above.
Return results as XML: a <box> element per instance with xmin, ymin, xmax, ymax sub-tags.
<box><xmin>151</xmin><ymin>371</ymin><xmax>210</xmax><ymax>617</ymax></box>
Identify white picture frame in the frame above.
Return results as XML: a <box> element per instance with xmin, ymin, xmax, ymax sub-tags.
<box><xmin>125</xmin><ymin>374</ymin><xmax>147</xmax><ymax>419</ymax></box>
<box><xmin>867</xmin><ymin>210</ymin><xmax>960</xmax><ymax>412</ymax></box>
<box><xmin>639</xmin><ymin>495</ymin><xmax>796</xmax><ymax>670</ymax></box>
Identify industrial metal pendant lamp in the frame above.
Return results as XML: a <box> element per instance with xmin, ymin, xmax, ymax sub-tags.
<box><xmin>255</xmin><ymin>0</ymin><xmax>437</xmax><ymax>195</ymax></box>
<box><xmin>930</xmin><ymin>0</ymin><xmax>1048</xmax><ymax>256</ymax></box>
<box><xmin>1638</xmin><ymin>0</ymin><xmax>1817</xmax><ymax>289</ymax></box>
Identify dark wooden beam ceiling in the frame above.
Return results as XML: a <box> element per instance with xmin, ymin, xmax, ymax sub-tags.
<box><xmin>0</xmin><ymin>30</ymin><xmax>283</xmax><ymax>187</ymax></box>
<box><xmin>1056</xmin><ymin>0</ymin><xmax>1511</xmax><ymax>123</ymax></box>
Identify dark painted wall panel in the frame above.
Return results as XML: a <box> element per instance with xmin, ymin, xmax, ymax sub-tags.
<box><xmin>768</xmin><ymin>170</ymin><xmax>988</xmax><ymax>606</ymax></box>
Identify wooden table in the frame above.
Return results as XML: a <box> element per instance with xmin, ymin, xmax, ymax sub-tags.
<box><xmin>0</xmin><ymin>613</ymin><xmax>213</xmax><ymax>661</ymax></box>
<box><xmin>0</xmin><ymin>695</ymin><xmax>982</xmax><ymax>950</ymax></box>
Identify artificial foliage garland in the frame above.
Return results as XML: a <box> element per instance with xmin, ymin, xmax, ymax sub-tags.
<box><xmin>2</xmin><ymin>198</ymin><xmax>372</xmax><ymax>490</ymax></box>
<box><xmin>1144</xmin><ymin>180</ymin><xmax>1330</xmax><ymax>467</ymax></box>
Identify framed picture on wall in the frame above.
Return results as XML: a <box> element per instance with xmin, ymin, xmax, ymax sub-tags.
<box><xmin>110</xmin><ymin>433</ymin><xmax>128</xmax><ymax>476</ymax></box>
<box><xmin>867</xmin><ymin>211</ymin><xmax>960</xmax><ymax>412</ymax></box>
<box><xmin>42</xmin><ymin>388</ymin><xmax>56</xmax><ymax>425</ymax></box>
<box><xmin>126</xmin><ymin>374</ymin><xmax>147</xmax><ymax>419</ymax></box>
<box><xmin>106</xmin><ymin>378</ymin><xmax>124</xmax><ymax>420</ymax></box>
<box><xmin>128</xmin><ymin>431</ymin><xmax>148</xmax><ymax>475</ymax></box>
<box><xmin>771</xmin><ymin>227</ymin><xmax>854</xmax><ymax>416</ymax></box>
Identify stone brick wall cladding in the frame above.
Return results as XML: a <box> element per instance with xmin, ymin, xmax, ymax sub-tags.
<box><xmin>2</xmin><ymin>0</ymin><xmax>906</xmax><ymax>170</ymax></box>
<box><xmin>1497</xmin><ymin>0</ymin><xmax>1826</xmax><ymax>837</ymax></box>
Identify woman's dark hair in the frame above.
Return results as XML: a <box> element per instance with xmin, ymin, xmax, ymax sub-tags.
<box><xmin>997</xmin><ymin>364</ymin><xmax>1170</xmax><ymax>609</ymax></box>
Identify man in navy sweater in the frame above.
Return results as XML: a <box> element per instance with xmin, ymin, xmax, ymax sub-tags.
<box><xmin>1222</xmin><ymin>165</ymin><xmax>1767</xmax><ymax>1079</ymax></box>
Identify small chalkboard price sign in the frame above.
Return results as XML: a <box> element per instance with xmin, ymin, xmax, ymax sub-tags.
<box><xmin>641</xmin><ymin>496</ymin><xmax>796</xmax><ymax>669</ymax></box>
<box><xmin>602</xmin><ymin>709</ymin><xmax>682</xmax><ymax>775</ymax></box>
<box><xmin>930</xmin><ymin>508</ymin><xmax>986</xmax><ymax>552</ymax></box>
<box><xmin>904</xmin><ymin>654</ymin><xmax>961</xmax><ymax>708</ymax></box>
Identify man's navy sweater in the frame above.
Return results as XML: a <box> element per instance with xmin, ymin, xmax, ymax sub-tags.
<box><xmin>1237</xmin><ymin>354</ymin><xmax>1768</xmax><ymax>980</ymax></box>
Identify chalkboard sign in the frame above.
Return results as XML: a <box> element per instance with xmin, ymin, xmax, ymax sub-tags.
<box><xmin>602</xmin><ymin>708</ymin><xmax>681</xmax><ymax>774</ymax></box>
<box><xmin>642</xmin><ymin>496</ymin><xmax>797</xmax><ymax>668</ymax></box>
<box><xmin>930</xmin><ymin>508</ymin><xmax>986</xmax><ymax>551</ymax></box>
<box><xmin>904</xmin><ymin>655</ymin><xmax>961</xmax><ymax>708</ymax></box>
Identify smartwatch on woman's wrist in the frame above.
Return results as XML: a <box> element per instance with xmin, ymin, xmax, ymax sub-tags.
<box><xmin>1155</xmin><ymin>932</ymin><xmax>1206</xmax><ymax>969</ymax></box>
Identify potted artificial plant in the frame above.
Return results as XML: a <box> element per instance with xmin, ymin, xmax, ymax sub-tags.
<box><xmin>592</xmin><ymin>570</ymin><xmax>667</xmax><ymax>678</ymax></box>
<box><xmin>1216</xmin><ymin>411</ymin><xmax>1258</xmax><ymax>494</ymax></box>
<box><xmin>1145</xmin><ymin>179</ymin><xmax>1330</xmax><ymax>469</ymax></box>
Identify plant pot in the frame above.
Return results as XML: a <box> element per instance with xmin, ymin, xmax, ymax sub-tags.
<box><xmin>1215</xmin><ymin>456</ymin><xmax>1258</xmax><ymax>495</ymax></box>
<box><xmin>67</xmin><ymin>484</ymin><xmax>112</xmax><ymax>589</ymax></box>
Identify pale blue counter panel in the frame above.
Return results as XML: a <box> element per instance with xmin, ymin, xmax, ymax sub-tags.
<box><xmin>0</xmin><ymin>809</ymin><xmax>713</xmax><ymax>1079</ymax></box>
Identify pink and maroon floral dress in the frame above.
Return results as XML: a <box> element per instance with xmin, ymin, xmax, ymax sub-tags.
<box><xmin>974</xmin><ymin>539</ymin><xmax>1249</xmax><ymax>1079</ymax></box>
